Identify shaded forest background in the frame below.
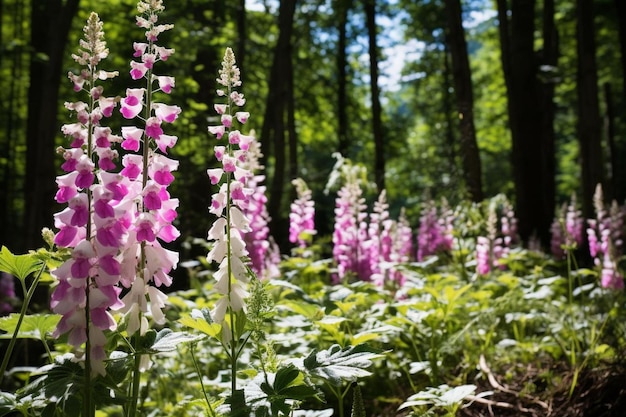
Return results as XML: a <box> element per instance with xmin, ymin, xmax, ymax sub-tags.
<box><xmin>1</xmin><ymin>0</ymin><xmax>625</xmax><ymax>257</ymax></box>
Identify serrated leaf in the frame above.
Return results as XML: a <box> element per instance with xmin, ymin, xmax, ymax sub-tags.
<box><xmin>0</xmin><ymin>246</ymin><xmax>44</xmax><ymax>281</ymax></box>
<box><xmin>149</xmin><ymin>329</ymin><xmax>203</xmax><ymax>353</ymax></box>
<box><xmin>179</xmin><ymin>308</ymin><xmax>221</xmax><ymax>338</ymax></box>
<box><xmin>0</xmin><ymin>313</ymin><xmax>60</xmax><ymax>339</ymax></box>
<box><xmin>303</xmin><ymin>344</ymin><xmax>384</xmax><ymax>386</ymax></box>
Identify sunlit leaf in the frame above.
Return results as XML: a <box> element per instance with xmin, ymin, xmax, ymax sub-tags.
<box><xmin>0</xmin><ymin>313</ymin><xmax>60</xmax><ymax>339</ymax></box>
<box><xmin>0</xmin><ymin>246</ymin><xmax>44</xmax><ymax>282</ymax></box>
<box><xmin>302</xmin><ymin>344</ymin><xmax>384</xmax><ymax>386</ymax></box>
<box><xmin>179</xmin><ymin>308</ymin><xmax>222</xmax><ymax>338</ymax></box>
<box><xmin>149</xmin><ymin>328</ymin><xmax>203</xmax><ymax>353</ymax></box>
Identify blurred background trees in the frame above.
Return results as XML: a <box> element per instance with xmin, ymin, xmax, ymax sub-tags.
<box><xmin>1</xmin><ymin>0</ymin><xmax>624</xmax><ymax>252</ymax></box>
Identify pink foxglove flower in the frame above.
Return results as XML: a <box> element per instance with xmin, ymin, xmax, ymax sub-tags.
<box><xmin>206</xmin><ymin>48</ymin><xmax>258</xmax><ymax>341</ymax></box>
<box><xmin>0</xmin><ymin>273</ymin><xmax>16</xmax><ymax>315</ymax></box>
<box><xmin>586</xmin><ymin>185</ymin><xmax>624</xmax><ymax>290</ymax></box>
<box><xmin>332</xmin><ymin>161</ymin><xmax>370</xmax><ymax>282</ymax></box>
<box><xmin>51</xmin><ymin>12</ymin><xmax>123</xmax><ymax>376</ymax></box>
<box><xmin>239</xmin><ymin>138</ymin><xmax>280</xmax><ymax>279</ymax></box>
<box><xmin>289</xmin><ymin>178</ymin><xmax>316</xmax><ymax>249</ymax></box>
<box><xmin>550</xmin><ymin>195</ymin><xmax>584</xmax><ymax>259</ymax></box>
<box><xmin>116</xmin><ymin>0</ymin><xmax>180</xmax><ymax>338</ymax></box>
<box><xmin>416</xmin><ymin>200</ymin><xmax>453</xmax><ymax>261</ymax></box>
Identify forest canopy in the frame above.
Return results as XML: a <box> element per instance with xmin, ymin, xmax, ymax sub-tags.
<box><xmin>0</xmin><ymin>0</ymin><xmax>624</xmax><ymax>252</ymax></box>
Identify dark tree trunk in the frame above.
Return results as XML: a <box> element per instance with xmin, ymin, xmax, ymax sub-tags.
<box><xmin>287</xmin><ymin>40</ymin><xmax>298</xmax><ymax>182</ymax></box>
<box><xmin>614</xmin><ymin>0</ymin><xmax>626</xmax><ymax>98</ymax></box>
<box><xmin>497</xmin><ymin>0</ymin><xmax>550</xmax><ymax>246</ymax></box>
<box><xmin>604</xmin><ymin>83</ymin><xmax>618</xmax><ymax>200</ymax></box>
<box><xmin>261</xmin><ymin>0</ymin><xmax>296</xmax><ymax>246</ymax></box>
<box><xmin>609</xmin><ymin>0</ymin><xmax>625</xmax><ymax>201</ymax></box>
<box><xmin>538</xmin><ymin>0</ymin><xmax>558</xmax><ymax>242</ymax></box>
<box><xmin>363</xmin><ymin>0</ymin><xmax>385</xmax><ymax>193</ymax></box>
<box><xmin>442</xmin><ymin>46</ymin><xmax>457</xmax><ymax>177</ymax></box>
<box><xmin>337</xmin><ymin>0</ymin><xmax>353</xmax><ymax>157</ymax></box>
<box><xmin>443</xmin><ymin>0</ymin><xmax>483</xmax><ymax>202</ymax></box>
<box><xmin>24</xmin><ymin>0</ymin><xmax>80</xmax><ymax>251</ymax></box>
<box><xmin>576</xmin><ymin>0</ymin><xmax>603</xmax><ymax>218</ymax></box>
<box><xmin>0</xmin><ymin>0</ymin><xmax>27</xmax><ymax>250</ymax></box>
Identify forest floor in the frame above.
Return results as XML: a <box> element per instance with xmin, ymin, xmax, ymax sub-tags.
<box><xmin>458</xmin><ymin>355</ymin><xmax>626</xmax><ymax>417</ymax></box>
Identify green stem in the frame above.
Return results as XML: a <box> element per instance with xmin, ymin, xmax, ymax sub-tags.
<box><xmin>191</xmin><ymin>344</ymin><xmax>216</xmax><ymax>417</ymax></box>
<box><xmin>128</xmin><ymin>332</ymin><xmax>142</xmax><ymax>417</ymax></box>
<box><xmin>0</xmin><ymin>261</ymin><xmax>46</xmax><ymax>384</ymax></box>
<box><xmin>127</xmin><ymin>34</ymin><xmax>156</xmax><ymax>417</ymax></box>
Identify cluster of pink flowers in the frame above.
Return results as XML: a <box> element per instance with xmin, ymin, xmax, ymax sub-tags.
<box><xmin>331</xmin><ymin>164</ymin><xmax>413</xmax><ymax>286</ymax></box>
<box><xmin>0</xmin><ymin>273</ymin><xmax>16</xmax><ymax>315</ymax></box>
<box><xmin>240</xmin><ymin>139</ymin><xmax>280</xmax><ymax>278</ymax></box>
<box><xmin>116</xmin><ymin>0</ymin><xmax>180</xmax><ymax>339</ymax></box>
<box><xmin>368</xmin><ymin>192</ymin><xmax>413</xmax><ymax>287</ymax></box>
<box><xmin>206</xmin><ymin>48</ymin><xmax>255</xmax><ymax>340</ymax></box>
<box><xmin>416</xmin><ymin>200</ymin><xmax>453</xmax><ymax>261</ymax></box>
<box><xmin>50</xmin><ymin>1</ymin><xmax>180</xmax><ymax>376</ymax></box>
<box><xmin>289</xmin><ymin>178</ymin><xmax>316</xmax><ymax>249</ymax></box>
<box><xmin>51</xmin><ymin>12</ymin><xmax>125</xmax><ymax>375</ymax></box>
<box><xmin>332</xmin><ymin>165</ymin><xmax>371</xmax><ymax>282</ymax></box>
<box><xmin>550</xmin><ymin>195</ymin><xmax>584</xmax><ymax>259</ymax></box>
<box><xmin>587</xmin><ymin>185</ymin><xmax>624</xmax><ymax>289</ymax></box>
<box><xmin>475</xmin><ymin>199</ymin><xmax>518</xmax><ymax>276</ymax></box>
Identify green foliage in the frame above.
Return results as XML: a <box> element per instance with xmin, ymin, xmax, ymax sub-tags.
<box><xmin>0</xmin><ymin>314</ymin><xmax>59</xmax><ymax>340</ymax></box>
<box><xmin>0</xmin><ymin>246</ymin><xmax>43</xmax><ymax>282</ymax></box>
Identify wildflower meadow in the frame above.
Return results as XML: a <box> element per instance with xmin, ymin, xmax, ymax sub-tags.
<box><xmin>1</xmin><ymin>1</ymin><xmax>626</xmax><ymax>417</ymax></box>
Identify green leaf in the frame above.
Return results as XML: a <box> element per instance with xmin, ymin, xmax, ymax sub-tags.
<box><xmin>302</xmin><ymin>344</ymin><xmax>385</xmax><ymax>386</ymax></box>
<box><xmin>0</xmin><ymin>313</ymin><xmax>60</xmax><ymax>339</ymax></box>
<box><xmin>179</xmin><ymin>308</ymin><xmax>221</xmax><ymax>338</ymax></box>
<box><xmin>248</xmin><ymin>365</ymin><xmax>320</xmax><ymax>415</ymax></box>
<box><xmin>0</xmin><ymin>391</ymin><xmax>18</xmax><ymax>416</ymax></box>
<box><xmin>0</xmin><ymin>246</ymin><xmax>44</xmax><ymax>282</ymax></box>
<box><xmin>149</xmin><ymin>328</ymin><xmax>203</xmax><ymax>353</ymax></box>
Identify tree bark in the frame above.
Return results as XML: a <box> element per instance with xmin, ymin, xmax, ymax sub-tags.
<box><xmin>603</xmin><ymin>83</ymin><xmax>618</xmax><ymax>200</ymax></box>
<box><xmin>363</xmin><ymin>0</ymin><xmax>385</xmax><ymax>193</ymax></box>
<box><xmin>24</xmin><ymin>0</ymin><xmax>80</xmax><ymax>251</ymax></box>
<box><xmin>443</xmin><ymin>0</ymin><xmax>483</xmax><ymax>202</ymax></box>
<box><xmin>538</xmin><ymin>0</ymin><xmax>558</xmax><ymax>243</ymax></box>
<box><xmin>261</xmin><ymin>0</ymin><xmax>297</xmax><ymax>246</ymax></box>
<box><xmin>497</xmin><ymin>0</ymin><xmax>551</xmax><ymax>245</ymax></box>
<box><xmin>336</xmin><ymin>0</ymin><xmax>353</xmax><ymax>157</ymax></box>
<box><xmin>576</xmin><ymin>0</ymin><xmax>603</xmax><ymax>218</ymax></box>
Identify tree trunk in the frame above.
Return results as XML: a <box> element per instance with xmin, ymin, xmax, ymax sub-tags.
<box><xmin>261</xmin><ymin>0</ymin><xmax>297</xmax><ymax>246</ymax></box>
<box><xmin>337</xmin><ymin>0</ymin><xmax>353</xmax><ymax>157</ymax></box>
<box><xmin>287</xmin><ymin>39</ymin><xmax>298</xmax><ymax>182</ymax></box>
<box><xmin>442</xmin><ymin>46</ymin><xmax>457</xmax><ymax>178</ymax></box>
<box><xmin>603</xmin><ymin>83</ymin><xmax>618</xmax><ymax>200</ymax></box>
<box><xmin>497</xmin><ymin>0</ymin><xmax>550</xmax><ymax>245</ymax></box>
<box><xmin>576</xmin><ymin>0</ymin><xmax>603</xmax><ymax>218</ymax></box>
<box><xmin>443</xmin><ymin>0</ymin><xmax>483</xmax><ymax>202</ymax></box>
<box><xmin>538</xmin><ymin>0</ymin><xmax>558</xmax><ymax>242</ymax></box>
<box><xmin>0</xmin><ymin>0</ymin><xmax>27</xmax><ymax>250</ymax></box>
<box><xmin>24</xmin><ymin>0</ymin><xmax>80</xmax><ymax>251</ymax></box>
<box><xmin>363</xmin><ymin>0</ymin><xmax>385</xmax><ymax>193</ymax></box>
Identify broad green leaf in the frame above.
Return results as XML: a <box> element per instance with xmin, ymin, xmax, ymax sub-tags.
<box><xmin>179</xmin><ymin>308</ymin><xmax>221</xmax><ymax>338</ymax></box>
<box><xmin>0</xmin><ymin>246</ymin><xmax>43</xmax><ymax>282</ymax></box>
<box><xmin>0</xmin><ymin>313</ymin><xmax>60</xmax><ymax>339</ymax></box>
<box><xmin>149</xmin><ymin>329</ymin><xmax>203</xmax><ymax>353</ymax></box>
<box><xmin>302</xmin><ymin>344</ymin><xmax>384</xmax><ymax>386</ymax></box>
<box><xmin>281</xmin><ymin>299</ymin><xmax>323</xmax><ymax>320</ymax></box>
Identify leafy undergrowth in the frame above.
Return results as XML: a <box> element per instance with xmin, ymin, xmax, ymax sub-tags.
<box><xmin>2</xmin><ymin>239</ymin><xmax>626</xmax><ymax>416</ymax></box>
